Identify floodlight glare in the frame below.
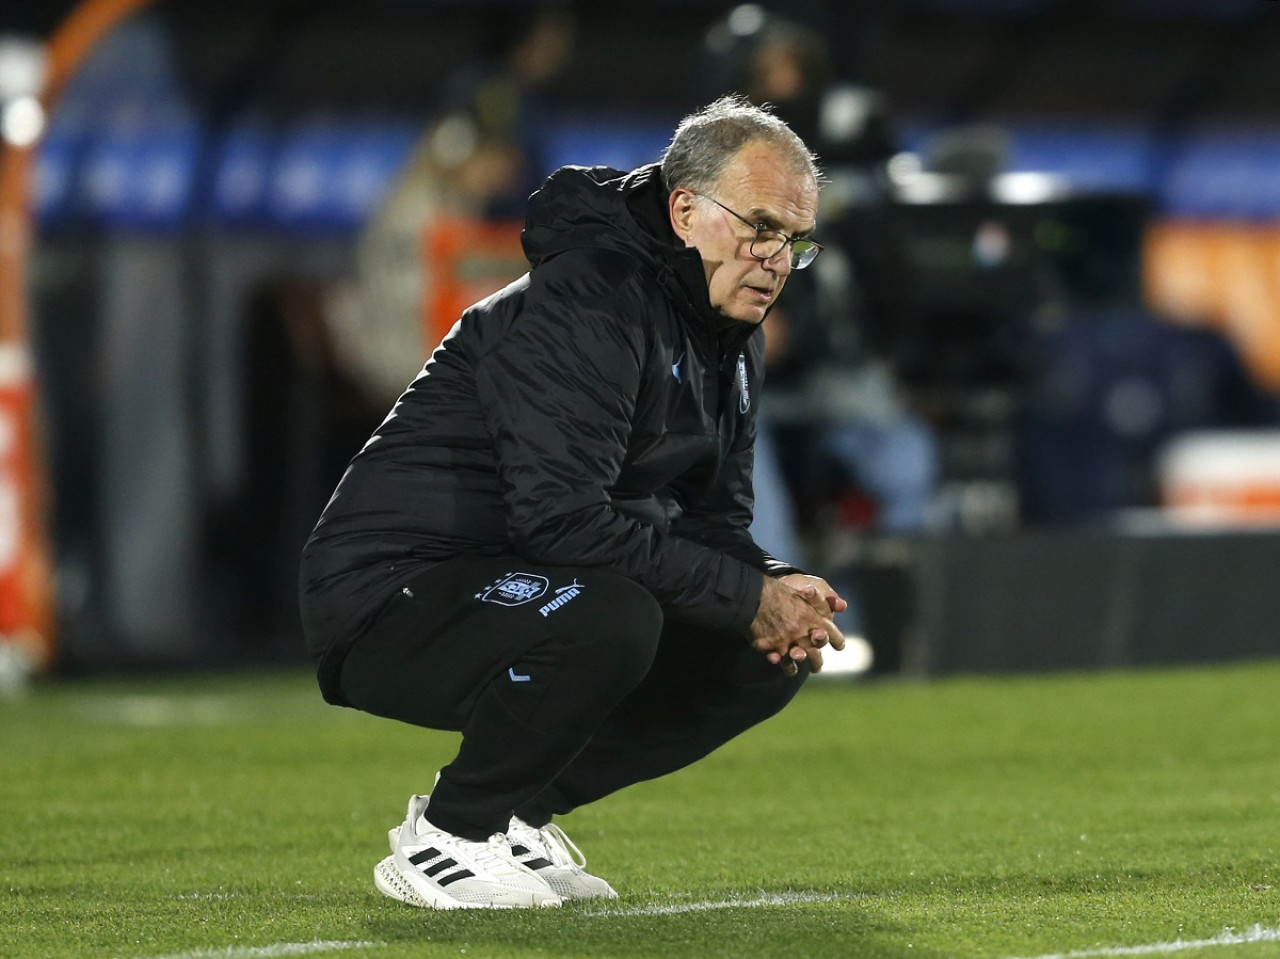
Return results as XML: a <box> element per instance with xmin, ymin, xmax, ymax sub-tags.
<box><xmin>1</xmin><ymin>95</ymin><xmax>44</xmax><ymax>147</ymax></box>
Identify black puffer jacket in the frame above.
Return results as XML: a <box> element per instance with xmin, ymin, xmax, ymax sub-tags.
<box><xmin>299</xmin><ymin>162</ymin><xmax>800</xmax><ymax>689</ymax></box>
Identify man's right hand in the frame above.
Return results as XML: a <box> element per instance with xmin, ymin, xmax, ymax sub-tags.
<box><xmin>748</xmin><ymin>575</ymin><xmax>846</xmax><ymax>676</ymax></box>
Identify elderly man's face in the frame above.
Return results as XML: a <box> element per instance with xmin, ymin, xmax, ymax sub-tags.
<box><xmin>670</xmin><ymin>139</ymin><xmax>819</xmax><ymax>327</ymax></box>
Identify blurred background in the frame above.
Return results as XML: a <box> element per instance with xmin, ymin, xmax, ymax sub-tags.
<box><xmin>3</xmin><ymin>0</ymin><xmax>1280</xmax><ymax>685</ymax></box>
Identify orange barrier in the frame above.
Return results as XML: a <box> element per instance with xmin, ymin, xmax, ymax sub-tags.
<box><xmin>0</xmin><ymin>150</ymin><xmax>52</xmax><ymax>673</ymax></box>
<box><xmin>1144</xmin><ymin>220</ymin><xmax>1280</xmax><ymax>392</ymax></box>
<box><xmin>421</xmin><ymin>217</ymin><xmax>527</xmax><ymax>351</ymax></box>
<box><xmin>0</xmin><ymin>0</ymin><xmax>159</xmax><ymax>673</ymax></box>
<box><xmin>0</xmin><ymin>347</ymin><xmax>53</xmax><ymax>670</ymax></box>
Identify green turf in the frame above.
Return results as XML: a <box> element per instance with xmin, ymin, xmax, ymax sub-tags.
<box><xmin>3</xmin><ymin>660</ymin><xmax>1280</xmax><ymax>959</ymax></box>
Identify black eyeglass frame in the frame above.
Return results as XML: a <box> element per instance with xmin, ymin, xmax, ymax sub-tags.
<box><xmin>693</xmin><ymin>193</ymin><xmax>823</xmax><ymax>270</ymax></box>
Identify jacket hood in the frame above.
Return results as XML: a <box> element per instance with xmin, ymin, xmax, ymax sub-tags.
<box><xmin>522</xmin><ymin>162</ymin><xmax>718</xmax><ymax>324</ymax></box>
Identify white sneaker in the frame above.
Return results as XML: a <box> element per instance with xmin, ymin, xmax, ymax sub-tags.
<box><xmin>374</xmin><ymin>795</ymin><xmax>562</xmax><ymax>910</ymax></box>
<box><xmin>507</xmin><ymin>816</ymin><xmax>618</xmax><ymax>901</ymax></box>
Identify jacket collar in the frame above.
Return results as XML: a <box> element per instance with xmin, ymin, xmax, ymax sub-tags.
<box><xmin>522</xmin><ymin>162</ymin><xmax>761</xmax><ymax>347</ymax></box>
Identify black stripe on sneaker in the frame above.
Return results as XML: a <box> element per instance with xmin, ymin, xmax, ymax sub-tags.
<box><xmin>509</xmin><ymin>843</ymin><xmax>554</xmax><ymax>870</ymax></box>
<box><xmin>407</xmin><ymin>848</ymin><xmax>440</xmax><ymax>867</ymax></box>
<box><xmin>437</xmin><ymin>868</ymin><xmax>475</xmax><ymax>887</ymax></box>
<box><xmin>423</xmin><ymin>857</ymin><xmax>459</xmax><ymax>877</ymax></box>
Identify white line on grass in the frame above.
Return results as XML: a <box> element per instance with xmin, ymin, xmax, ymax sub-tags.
<box><xmin>142</xmin><ymin>941</ymin><xmax>381</xmax><ymax>959</ymax></box>
<box><xmin>1007</xmin><ymin>923</ymin><xmax>1280</xmax><ymax>959</ymax></box>
<box><xmin>132</xmin><ymin>894</ymin><xmax>844</xmax><ymax>959</ymax></box>
<box><xmin>582</xmin><ymin>889</ymin><xmax>853</xmax><ymax>917</ymax></box>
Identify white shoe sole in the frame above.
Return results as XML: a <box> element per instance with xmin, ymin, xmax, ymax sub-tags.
<box><xmin>374</xmin><ymin>855</ymin><xmax>562</xmax><ymax>910</ymax></box>
<box><xmin>375</xmin><ymin>855</ymin><xmax>481</xmax><ymax>910</ymax></box>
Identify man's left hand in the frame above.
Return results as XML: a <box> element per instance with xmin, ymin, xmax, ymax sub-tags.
<box><xmin>769</xmin><ymin>573</ymin><xmax>848</xmax><ymax>674</ymax></box>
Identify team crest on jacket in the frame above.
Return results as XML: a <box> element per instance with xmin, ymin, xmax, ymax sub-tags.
<box><xmin>477</xmin><ymin>572</ymin><xmax>549</xmax><ymax>606</ymax></box>
<box><xmin>737</xmin><ymin>354</ymin><xmax>750</xmax><ymax>413</ymax></box>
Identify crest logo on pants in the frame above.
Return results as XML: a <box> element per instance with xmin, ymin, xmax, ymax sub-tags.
<box><xmin>476</xmin><ymin>572</ymin><xmax>549</xmax><ymax>606</ymax></box>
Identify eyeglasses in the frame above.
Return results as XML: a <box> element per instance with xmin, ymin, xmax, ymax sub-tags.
<box><xmin>694</xmin><ymin>193</ymin><xmax>823</xmax><ymax>270</ymax></box>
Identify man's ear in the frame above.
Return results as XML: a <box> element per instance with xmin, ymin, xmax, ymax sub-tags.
<box><xmin>669</xmin><ymin>190</ymin><xmax>696</xmax><ymax>244</ymax></box>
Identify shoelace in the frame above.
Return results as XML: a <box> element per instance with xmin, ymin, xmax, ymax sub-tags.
<box><xmin>417</xmin><ymin>823</ymin><xmax>520</xmax><ymax>876</ymax></box>
<box><xmin>473</xmin><ymin>833</ymin><xmax>521</xmax><ymax>872</ymax></box>
<box><xmin>538</xmin><ymin>823</ymin><xmax>588</xmax><ymax>870</ymax></box>
<box><xmin>477</xmin><ymin>833</ymin><xmax>537</xmax><ymax>880</ymax></box>
<box><xmin>510</xmin><ymin>818</ymin><xmax>585</xmax><ymax>871</ymax></box>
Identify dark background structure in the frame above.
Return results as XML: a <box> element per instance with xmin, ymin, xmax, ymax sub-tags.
<box><xmin>4</xmin><ymin>0</ymin><xmax>1280</xmax><ymax>676</ymax></box>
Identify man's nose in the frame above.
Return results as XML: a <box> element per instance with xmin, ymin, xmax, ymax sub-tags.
<box><xmin>761</xmin><ymin>244</ymin><xmax>793</xmax><ymax>275</ymax></box>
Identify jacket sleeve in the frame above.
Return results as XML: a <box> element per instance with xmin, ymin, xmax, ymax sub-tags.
<box><xmin>674</xmin><ymin>444</ymin><xmax>806</xmax><ymax>580</ymax></box>
<box><xmin>473</xmin><ymin>251</ymin><xmax>763</xmax><ymax>636</ymax></box>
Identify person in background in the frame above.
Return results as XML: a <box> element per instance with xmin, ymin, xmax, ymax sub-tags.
<box><xmin>431</xmin><ymin>3</ymin><xmax>576</xmax><ymax>219</ymax></box>
<box><xmin>728</xmin><ymin>11</ymin><xmax>940</xmax><ymax>538</ymax></box>
<box><xmin>341</xmin><ymin>5</ymin><xmax>578</xmax><ymax>408</ymax></box>
<box><xmin>299</xmin><ymin>96</ymin><xmax>846</xmax><ymax>910</ymax></box>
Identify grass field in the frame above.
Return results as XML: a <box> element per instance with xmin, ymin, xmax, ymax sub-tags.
<box><xmin>3</xmin><ymin>660</ymin><xmax>1280</xmax><ymax>959</ymax></box>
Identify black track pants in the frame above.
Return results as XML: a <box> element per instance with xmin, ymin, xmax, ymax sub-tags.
<box><xmin>337</xmin><ymin>554</ymin><xmax>806</xmax><ymax>840</ymax></box>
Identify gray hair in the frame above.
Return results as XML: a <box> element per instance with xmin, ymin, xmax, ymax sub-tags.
<box><xmin>660</xmin><ymin>94</ymin><xmax>822</xmax><ymax>195</ymax></box>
